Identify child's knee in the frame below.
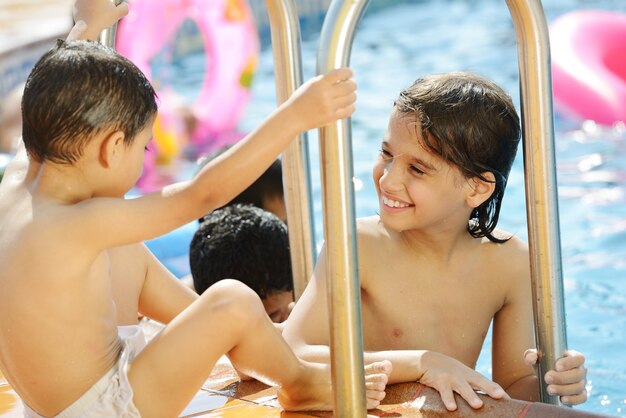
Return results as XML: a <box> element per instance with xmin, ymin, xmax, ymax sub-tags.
<box><xmin>200</xmin><ymin>279</ymin><xmax>266</xmax><ymax>326</ymax></box>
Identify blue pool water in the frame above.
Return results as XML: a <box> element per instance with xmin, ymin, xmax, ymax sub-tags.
<box><xmin>146</xmin><ymin>0</ymin><xmax>626</xmax><ymax>415</ymax></box>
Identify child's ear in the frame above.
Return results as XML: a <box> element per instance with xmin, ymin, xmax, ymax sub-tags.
<box><xmin>466</xmin><ymin>172</ymin><xmax>496</xmax><ymax>208</ymax></box>
<box><xmin>98</xmin><ymin>130</ymin><xmax>126</xmax><ymax>168</ymax></box>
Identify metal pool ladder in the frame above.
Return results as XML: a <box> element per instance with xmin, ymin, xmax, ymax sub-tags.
<box><xmin>102</xmin><ymin>0</ymin><xmax>568</xmax><ymax>414</ymax></box>
<box><xmin>310</xmin><ymin>0</ymin><xmax>568</xmax><ymax>414</ymax></box>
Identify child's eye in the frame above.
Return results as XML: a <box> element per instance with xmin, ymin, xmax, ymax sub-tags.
<box><xmin>410</xmin><ymin>165</ymin><xmax>425</xmax><ymax>175</ymax></box>
<box><xmin>379</xmin><ymin>148</ymin><xmax>392</xmax><ymax>159</ymax></box>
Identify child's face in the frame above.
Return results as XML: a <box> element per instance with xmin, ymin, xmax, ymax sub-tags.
<box><xmin>115</xmin><ymin>121</ymin><xmax>154</xmax><ymax>196</ymax></box>
<box><xmin>372</xmin><ymin>109</ymin><xmax>473</xmax><ymax>234</ymax></box>
<box><xmin>262</xmin><ymin>291</ymin><xmax>294</xmax><ymax>323</ymax></box>
<box><xmin>262</xmin><ymin>195</ymin><xmax>287</xmax><ymax>223</ymax></box>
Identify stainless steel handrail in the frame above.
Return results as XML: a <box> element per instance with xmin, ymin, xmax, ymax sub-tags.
<box><xmin>317</xmin><ymin>0</ymin><xmax>371</xmax><ymax>415</ymax></box>
<box><xmin>99</xmin><ymin>0</ymin><xmax>124</xmax><ymax>47</ymax></box>
<box><xmin>506</xmin><ymin>0</ymin><xmax>567</xmax><ymax>405</ymax></box>
<box><xmin>265</xmin><ymin>0</ymin><xmax>317</xmax><ymax>300</ymax></box>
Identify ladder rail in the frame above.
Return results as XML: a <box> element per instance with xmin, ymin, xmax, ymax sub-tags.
<box><xmin>265</xmin><ymin>0</ymin><xmax>317</xmax><ymax>301</ymax></box>
<box><xmin>99</xmin><ymin>0</ymin><xmax>123</xmax><ymax>47</ymax></box>
<box><xmin>316</xmin><ymin>0</ymin><xmax>567</xmax><ymax>411</ymax></box>
<box><xmin>507</xmin><ymin>0</ymin><xmax>568</xmax><ymax>405</ymax></box>
<box><xmin>316</xmin><ymin>0</ymin><xmax>371</xmax><ymax>415</ymax></box>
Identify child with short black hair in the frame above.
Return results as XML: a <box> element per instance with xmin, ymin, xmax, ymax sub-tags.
<box><xmin>191</xmin><ymin>204</ymin><xmax>294</xmax><ymax>323</ymax></box>
<box><xmin>198</xmin><ymin>153</ymin><xmax>286</xmax><ymax>222</ymax></box>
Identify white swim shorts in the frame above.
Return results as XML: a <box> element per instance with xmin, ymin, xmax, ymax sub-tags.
<box><xmin>23</xmin><ymin>325</ymin><xmax>147</xmax><ymax>418</ymax></box>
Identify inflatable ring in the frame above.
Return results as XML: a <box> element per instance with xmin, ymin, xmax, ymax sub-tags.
<box><xmin>116</xmin><ymin>0</ymin><xmax>259</xmax><ymax>147</ymax></box>
<box><xmin>550</xmin><ymin>11</ymin><xmax>626</xmax><ymax>125</ymax></box>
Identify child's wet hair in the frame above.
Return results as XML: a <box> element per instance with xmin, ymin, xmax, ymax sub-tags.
<box><xmin>21</xmin><ymin>40</ymin><xmax>158</xmax><ymax>164</ymax></box>
<box><xmin>197</xmin><ymin>154</ymin><xmax>284</xmax><ymax>223</ymax></box>
<box><xmin>394</xmin><ymin>72</ymin><xmax>521</xmax><ymax>242</ymax></box>
<box><xmin>190</xmin><ymin>204</ymin><xmax>293</xmax><ymax>298</ymax></box>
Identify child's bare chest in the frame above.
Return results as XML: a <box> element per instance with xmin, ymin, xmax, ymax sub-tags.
<box><xmin>359</xmin><ymin>260</ymin><xmax>504</xmax><ymax>365</ymax></box>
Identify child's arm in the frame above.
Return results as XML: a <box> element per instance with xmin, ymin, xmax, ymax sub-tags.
<box><xmin>491</xmin><ymin>239</ymin><xmax>587</xmax><ymax>404</ymax></box>
<box><xmin>107</xmin><ymin>243</ymin><xmax>197</xmax><ymax>324</ymax></box>
<box><xmin>68</xmin><ymin>69</ymin><xmax>356</xmax><ymax>251</ymax></box>
<box><xmin>136</xmin><ymin>245</ymin><xmax>198</xmax><ymax>324</ymax></box>
<box><xmin>67</xmin><ymin>0</ymin><xmax>129</xmax><ymax>41</ymax></box>
<box><xmin>283</xmin><ymin>244</ymin><xmax>507</xmax><ymax>412</ymax></box>
<box><xmin>490</xmin><ymin>254</ymin><xmax>538</xmax><ymax>399</ymax></box>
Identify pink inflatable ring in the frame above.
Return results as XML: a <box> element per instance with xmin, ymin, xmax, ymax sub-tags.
<box><xmin>550</xmin><ymin>10</ymin><xmax>626</xmax><ymax>125</ymax></box>
<box><xmin>116</xmin><ymin>0</ymin><xmax>259</xmax><ymax>146</ymax></box>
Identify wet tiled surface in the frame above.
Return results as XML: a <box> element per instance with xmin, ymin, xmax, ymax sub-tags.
<box><xmin>0</xmin><ymin>364</ymin><xmax>614</xmax><ymax>417</ymax></box>
<box><xmin>0</xmin><ymin>365</ymin><xmax>318</xmax><ymax>418</ymax></box>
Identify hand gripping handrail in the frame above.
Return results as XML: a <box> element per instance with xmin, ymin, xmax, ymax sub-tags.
<box><xmin>317</xmin><ymin>0</ymin><xmax>567</xmax><ymax>411</ymax></box>
<box><xmin>317</xmin><ymin>0</ymin><xmax>371</xmax><ymax>415</ymax></box>
<box><xmin>99</xmin><ymin>0</ymin><xmax>124</xmax><ymax>47</ymax></box>
<box><xmin>506</xmin><ymin>0</ymin><xmax>567</xmax><ymax>405</ymax></box>
<box><xmin>264</xmin><ymin>0</ymin><xmax>317</xmax><ymax>300</ymax></box>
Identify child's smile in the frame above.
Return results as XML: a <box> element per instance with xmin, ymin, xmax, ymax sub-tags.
<box><xmin>381</xmin><ymin>194</ymin><xmax>412</xmax><ymax>210</ymax></box>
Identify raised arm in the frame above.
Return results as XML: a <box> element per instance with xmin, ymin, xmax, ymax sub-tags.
<box><xmin>283</xmin><ymin>243</ymin><xmax>507</xmax><ymax>411</ymax></box>
<box><xmin>70</xmin><ymin>68</ymin><xmax>356</xmax><ymax>251</ymax></box>
<box><xmin>67</xmin><ymin>0</ymin><xmax>129</xmax><ymax>41</ymax></box>
<box><xmin>107</xmin><ymin>243</ymin><xmax>198</xmax><ymax>325</ymax></box>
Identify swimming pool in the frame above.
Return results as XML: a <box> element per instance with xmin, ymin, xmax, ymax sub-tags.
<box><xmin>148</xmin><ymin>0</ymin><xmax>626</xmax><ymax>415</ymax></box>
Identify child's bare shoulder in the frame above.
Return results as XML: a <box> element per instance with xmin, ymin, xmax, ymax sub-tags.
<box><xmin>355</xmin><ymin>216</ymin><xmax>398</xmax><ymax>263</ymax></box>
<box><xmin>481</xmin><ymin>229</ymin><xmax>527</xmax><ymax>249</ymax></box>
<box><xmin>356</xmin><ymin>216</ymin><xmax>391</xmax><ymax>245</ymax></box>
<box><xmin>356</xmin><ymin>215</ymin><xmax>383</xmax><ymax>232</ymax></box>
<box><xmin>481</xmin><ymin>230</ymin><xmax>530</xmax><ymax>278</ymax></box>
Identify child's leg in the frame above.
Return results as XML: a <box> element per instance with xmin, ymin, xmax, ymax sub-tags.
<box><xmin>127</xmin><ymin>279</ymin><xmax>390</xmax><ymax>416</ymax></box>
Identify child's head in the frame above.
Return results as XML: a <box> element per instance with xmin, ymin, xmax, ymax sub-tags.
<box><xmin>190</xmin><ymin>204</ymin><xmax>294</xmax><ymax>322</ymax></box>
<box><xmin>230</xmin><ymin>158</ymin><xmax>286</xmax><ymax>222</ymax></box>
<box><xmin>392</xmin><ymin>72</ymin><xmax>520</xmax><ymax>242</ymax></box>
<box><xmin>21</xmin><ymin>40</ymin><xmax>157</xmax><ymax>164</ymax></box>
<box><xmin>198</xmin><ymin>153</ymin><xmax>286</xmax><ymax>222</ymax></box>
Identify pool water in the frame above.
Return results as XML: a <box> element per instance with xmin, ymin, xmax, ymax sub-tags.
<box><xmin>148</xmin><ymin>0</ymin><xmax>626</xmax><ymax>415</ymax></box>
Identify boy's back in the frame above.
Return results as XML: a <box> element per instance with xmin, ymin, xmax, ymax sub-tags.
<box><xmin>0</xmin><ymin>146</ymin><xmax>124</xmax><ymax>412</ymax></box>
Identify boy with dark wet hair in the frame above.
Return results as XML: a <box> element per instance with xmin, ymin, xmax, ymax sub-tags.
<box><xmin>198</xmin><ymin>153</ymin><xmax>286</xmax><ymax>222</ymax></box>
<box><xmin>0</xmin><ymin>1</ymin><xmax>392</xmax><ymax>416</ymax></box>
<box><xmin>284</xmin><ymin>72</ymin><xmax>587</xmax><ymax>411</ymax></box>
<box><xmin>229</xmin><ymin>158</ymin><xmax>286</xmax><ymax>221</ymax></box>
<box><xmin>393</xmin><ymin>73</ymin><xmax>521</xmax><ymax>243</ymax></box>
<box><xmin>191</xmin><ymin>204</ymin><xmax>294</xmax><ymax>323</ymax></box>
